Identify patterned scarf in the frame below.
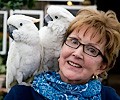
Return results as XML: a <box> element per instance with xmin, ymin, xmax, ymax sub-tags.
<box><xmin>32</xmin><ymin>71</ymin><xmax>101</xmax><ymax>100</ymax></box>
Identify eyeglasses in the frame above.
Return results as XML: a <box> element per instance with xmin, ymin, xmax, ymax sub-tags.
<box><xmin>65</xmin><ymin>37</ymin><xmax>106</xmax><ymax>59</ymax></box>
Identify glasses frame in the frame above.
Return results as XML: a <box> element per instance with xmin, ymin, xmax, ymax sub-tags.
<box><xmin>65</xmin><ymin>37</ymin><xmax>106</xmax><ymax>61</ymax></box>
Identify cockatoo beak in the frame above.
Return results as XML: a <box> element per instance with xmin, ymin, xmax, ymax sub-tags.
<box><xmin>8</xmin><ymin>24</ymin><xmax>18</xmax><ymax>40</ymax></box>
<box><xmin>32</xmin><ymin>19</ymin><xmax>40</xmax><ymax>23</ymax></box>
<box><xmin>44</xmin><ymin>14</ymin><xmax>53</xmax><ymax>25</ymax></box>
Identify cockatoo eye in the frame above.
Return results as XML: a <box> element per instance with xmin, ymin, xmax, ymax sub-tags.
<box><xmin>55</xmin><ymin>16</ymin><xmax>58</xmax><ymax>19</ymax></box>
<box><xmin>20</xmin><ymin>23</ymin><xmax>23</xmax><ymax>26</ymax></box>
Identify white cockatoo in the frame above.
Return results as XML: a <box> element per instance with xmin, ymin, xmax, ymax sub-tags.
<box><xmin>6</xmin><ymin>6</ymin><xmax>74</xmax><ymax>91</ymax></box>
<box><xmin>39</xmin><ymin>6</ymin><xmax>75</xmax><ymax>71</ymax></box>
<box><xmin>6</xmin><ymin>14</ymin><xmax>43</xmax><ymax>91</ymax></box>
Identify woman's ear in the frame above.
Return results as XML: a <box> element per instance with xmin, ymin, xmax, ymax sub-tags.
<box><xmin>58</xmin><ymin>58</ymin><xmax>60</xmax><ymax>62</ymax></box>
<box><xmin>100</xmin><ymin>62</ymin><xmax>107</xmax><ymax>70</ymax></box>
<box><xmin>96</xmin><ymin>63</ymin><xmax>107</xmax><ymax>75</ymax></box>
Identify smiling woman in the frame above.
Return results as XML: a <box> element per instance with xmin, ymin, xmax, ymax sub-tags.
<box><xmin>59</xmin><ymin>24</ymin><xmax>107</xmax><ymax>84</ymax></box>
<box><xmin>4</xmin><ymin>8</ymin><xmax>120</xmax><ymax>100</ymax></box>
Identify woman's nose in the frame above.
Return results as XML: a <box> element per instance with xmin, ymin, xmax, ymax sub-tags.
<box><xmin>72</xmin><ymin>45</ymin><xmax>84</xmax><ymax>59</ymax></box>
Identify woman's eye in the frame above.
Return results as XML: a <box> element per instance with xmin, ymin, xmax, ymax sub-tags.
<box><xmin>86</xmin><ymin>46</ymin><xmax>98</xmax><ymax>55</ymax></box>
<box><xmin>88</xmin><ymin>48</ymin><xmax>96</xmax><ymax>53</ymax></box>
<box><xmin>71</xmin><ymin>38</ymin><xmax>79</xmax><ymax>45</ymax></box>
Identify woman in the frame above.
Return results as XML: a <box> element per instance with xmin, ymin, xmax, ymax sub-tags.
<box><xmin>4</xmin><ymin>9</ymin><xmax>120</xmax><ymax>100</ymax></box>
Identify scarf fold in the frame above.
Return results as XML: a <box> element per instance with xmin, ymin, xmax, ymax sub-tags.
<box><xmin>32</xmin><ymin>71</ymin><xmax>101</xmax><ymax>100</ymax></box>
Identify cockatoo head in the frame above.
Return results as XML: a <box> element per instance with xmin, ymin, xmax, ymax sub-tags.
<box><xmin>7</xmin><ymin>14</ymin><xmax>40</xmax><ymax>40</ymax></box>
<box><xmin>44</xmin><ymin>5</ymin><xmax>74</xmax><ymax>24</ymax></box>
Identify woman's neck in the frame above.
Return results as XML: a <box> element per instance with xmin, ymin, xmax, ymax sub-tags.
<box><xmin>58</xmin><ymin>70</ymin><xmax>90</xmax><ymax>85</ymax></box>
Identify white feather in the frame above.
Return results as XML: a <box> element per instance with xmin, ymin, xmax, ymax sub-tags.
<box><xmin>6</xmin><ymin>15</ymin><xmax>42</xmax><ymax>91</ymax></box>
<box><xmin>39</xmin><ymin>6</ymin><xmax>75</xmax><ymax>71</ymax></box>
<box><xmin>6</xmin><ymin>6</ymin><xmax>75</xmax><ymax>91</ymax></box>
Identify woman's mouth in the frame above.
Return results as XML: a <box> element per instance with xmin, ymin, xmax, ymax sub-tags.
<box><xmin>67</xmin><ymin>61</ymin><xmax>82</xmax><ymax>68</ymax></box>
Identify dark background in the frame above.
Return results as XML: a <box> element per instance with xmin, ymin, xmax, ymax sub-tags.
<box><xmin>95</xmin><ymin>0</ymin><xmax>120</xmax><ymax>95</ymax></box>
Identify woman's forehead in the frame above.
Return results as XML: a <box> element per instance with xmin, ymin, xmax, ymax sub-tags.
<box><xmin>73</xmin><ymin>24</ymin><xmax>106</xmax><ymax>44</ymax></box>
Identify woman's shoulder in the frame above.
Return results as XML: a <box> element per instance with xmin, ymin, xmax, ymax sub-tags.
<box><xmin>4</xmin><ymin>85</ymin><xmax>47</xmax><ymax>100</ymax></box>
<box><xmin>101</xmin><ymin>85</ymin><xmax>120</xmax><ymax>100</ymax></box>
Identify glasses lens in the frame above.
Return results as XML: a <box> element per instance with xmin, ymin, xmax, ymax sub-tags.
<box><xmin>84</xmin><ymin>45</ymin><xmax>99</xmax><ymax>57</ymax></box>
<box><xmin>65</xmin><ymin>37</ymin><xmax>79</xmax><ymax>49</ymax></box>
<box><xmin>65</xmin><ymin>37</ymin><xmax>103</xmax><ymax>58</ymax></box>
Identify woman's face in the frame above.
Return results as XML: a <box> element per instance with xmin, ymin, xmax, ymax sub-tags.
<box><xmin>58</xmin><ymin>25</ymin><xmax>106</xmax><ymax>84</ymax></box>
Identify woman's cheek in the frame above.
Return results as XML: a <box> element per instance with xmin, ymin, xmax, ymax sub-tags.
<box><xmin>61</xmin><ymin>45</ymin><xmax>72</xmax><ymax>58</ymax></box>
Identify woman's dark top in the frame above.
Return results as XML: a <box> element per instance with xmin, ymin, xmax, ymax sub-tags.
<box><xmin>4</xmin><ymin>84</ymin><xmax>120</xmax><ymax>100</ymax></box>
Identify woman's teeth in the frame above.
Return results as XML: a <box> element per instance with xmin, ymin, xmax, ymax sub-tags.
<box><xmin>68</xmin><ymin>61</ymin><xmax>82</xmax><ymax>68</ymax></box>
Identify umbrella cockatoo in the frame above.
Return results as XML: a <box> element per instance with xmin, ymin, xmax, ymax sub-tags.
<box><xmin>39</xmin><ymin>6</ymin><xmax>75</xmax><ymax>71</ymax></box>
<box><xmin>6</xmin><ymin>15</ymin><xmax>43</xmax><ymax>91</ymax></box>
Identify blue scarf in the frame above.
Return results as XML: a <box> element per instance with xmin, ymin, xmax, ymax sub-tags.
<box><xmin>32</xmin><ymin>71</ymin><xmax>101</xmax><ymax>100</ymax></box>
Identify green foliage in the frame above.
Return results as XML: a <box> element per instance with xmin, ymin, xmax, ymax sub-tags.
<box><xmin>0</xmin><ymin>96</ymin><xmax>3</xmax><ymax>100</ymax></box>
<box><xmin>0</xmin><ymin>0</ymin><xmax>35</xmax><ymax>10</ymax></box>
<box><xmin>0</xmin><ymin>56</ymin><xmax>6</xmax><ymax>74</ymax></box>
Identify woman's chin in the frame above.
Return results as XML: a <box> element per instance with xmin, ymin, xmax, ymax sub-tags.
<box><xmin>60</xmin><ymin>70</ymin><xmax>82</xmax><ymax>83</ymax></box>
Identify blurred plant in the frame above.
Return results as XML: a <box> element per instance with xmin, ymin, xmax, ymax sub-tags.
<box><xmin>0</xmin><ymin>56</ymin><xmax>6</xmax><ymax>74</ymax></box>
<box><xmin>0</xmin><ymin>96</ymin><xmax>3</xmax><ymax>100</ymax></box>
<box><xmin>0</xmin><ymin>0</ymin><xmax>35</xmax><ymax>10</ymax></box>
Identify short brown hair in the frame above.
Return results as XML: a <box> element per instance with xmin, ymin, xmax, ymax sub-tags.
<box><xmin>64</xmin><ymin>9</ymin><xmax>120</xmax><ymax>78</ymax></box>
